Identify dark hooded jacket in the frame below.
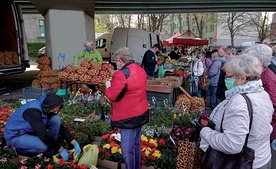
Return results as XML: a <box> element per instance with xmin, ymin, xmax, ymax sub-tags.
<box><xmin>4</xmin><ymin>94</ymin><xmax>73</xmax><ymax>151</ymax></box>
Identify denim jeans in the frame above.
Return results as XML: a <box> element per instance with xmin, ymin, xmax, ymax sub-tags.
<box><xmin>209</xmin><ymin>85</ymin><xmax>218</xmax><ymax>109</ymax></box>
<box><xmin>120</xmin><ymin>127</ymin><xmax>142</xmax><ymax>169</ymax></box>
<box><xmin>7</xmin><ymin>115</ymin><xmax>61</xmax><ymax>154</ymax></box>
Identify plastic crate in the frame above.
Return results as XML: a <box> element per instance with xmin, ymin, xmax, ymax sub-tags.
<box><xmin>147</xmin><ymin>91</ymin><xmax>173</xmax><ymax>107</ymax></box>
<box><xmin>22</xmin><ymin>86</ymin><xmax>54</xmax><ymax>98</ymax></box>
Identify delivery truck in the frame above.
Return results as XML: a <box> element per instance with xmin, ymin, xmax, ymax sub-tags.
<box><xmin>0</xmin><ymin>0</ymin><xmax>30</xmax><ymax>76</ymax></box>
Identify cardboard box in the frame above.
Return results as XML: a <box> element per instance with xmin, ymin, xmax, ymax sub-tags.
<box><xmin>97</xmin><ymin>159</ymin><xmax>119</xmax><ymax>169</ymax></box>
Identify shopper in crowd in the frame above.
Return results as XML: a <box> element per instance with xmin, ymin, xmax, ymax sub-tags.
<box><xmin>74</xmin><ymin>40</ymin><xmax>103</xmax><ymax>66</ymax></box>
<box><xmin>200</xmin><ymin>54</ymin><xmax>274</xmax><ymax>169</ymax></box>
<box><xmin>105</xmin><ymin>47</ymin><xmax>149</xmax><ymax>169</ymax></box>
<box><xmin>4</xmin><ymin>93</ymin><xmax>81</xmax><ymax>161</ymax></box>
<box><xmin>189</xmin><ymin>51</ymin><xmax>204</xmax><ymax>96</ymax></box>
<box><xmin>242</xmin><ymin>44</ymin><xmax>276</xmax><ymax>168</ymax></box>
<box><xmin>141</xmin><ymin>44</ymin><xmax>161</xmax><ymax>79</ymax></box>
<box><xmin>216</xmin><ymin>45</ymin><xmax>233</xmax><ymax>103</ymax></box>
<box><xmin>200</xmin><ymin>51</ymin><xmax>212</xmax><ymax>102</ymax></box>
<box><xmin>207</xmin><ymin>50</ymin><xmax>221</xmax><ymax>110</ymax></box>
<box><xmin>170</xmin><ymin>46</ymin><xmax>181</xmax><ymax>60</ymax></box>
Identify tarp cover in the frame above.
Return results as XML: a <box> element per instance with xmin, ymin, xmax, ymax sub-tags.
<box><xmin>172</xmin><ymin>30</ymin><xmax>208</xmax><ymax>46</ymax></box>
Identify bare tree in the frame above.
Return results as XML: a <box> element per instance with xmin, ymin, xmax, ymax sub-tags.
<box><xmin>186</xmin><ymin>13</ymin><xmax>191</xmax><ymax>31</ymax></box>
<box><xmin>169</xmin><ymin>14</ymin><xmax>176</xmax><ymax>36</ymax></box>
<box><xmin>248</xmin><ymin>12</ymin><xmax>271</xmax><ymax>43</ymax></box>
<box><xmin>177</xmin><ymin>14</ymin><xmax>183</xmax><ymax>33</ymax></box>
<box><xmin>137</xmin><ymin>14</ymin><xmax>146</xmax><ymax>29</ymax></box>
<box><xmin>193</xmin><ymin>13</ymin><xmax>204</xmax><ymax>38</ymax></box>
<box><xmin>219</xmin><ymin>12</ymin><xmax>254</xmax><ymax>47</ymax></box>
<box><xmin>148</xmin><ymin>14</ymin><xmax>169</xmax><ymax>33</ymax></box>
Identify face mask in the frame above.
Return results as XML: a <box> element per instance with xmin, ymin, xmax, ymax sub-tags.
<box><xmin>211</xmin><ymin>57</ymin><xmax>214</xmax><ymax>62</ymax></box>
<box><xmin>225</xmin><ymin>77</ymin><xmax>236</xmax><ymax>90</ymax></box>
<box><xmin>117</xmin><ymin>66</ymin><xmax>122</xmax><ymax>70</ymax></box>
<box><xmin>220</xmin><ymin>56</ymin><xmax>226</xmax><ymax>63</ymax></box>
<box><xmin>191</xmin><ymin>58</ymin><xmax>195</xmax><ymax>61</ymax></box>
<box><xmin>85</xmin><ymin>46</ymin><xmax>91</xmax><ymax>51</ymax></box>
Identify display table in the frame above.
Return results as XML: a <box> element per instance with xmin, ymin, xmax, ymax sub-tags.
<box><xmin>146</xmin><ymin>76</ymin><xmax>191</xmax><ymax>107</ymax></box>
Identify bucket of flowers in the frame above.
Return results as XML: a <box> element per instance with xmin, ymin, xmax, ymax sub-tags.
<box><xmin>143</xmin><ymin>106</ymin><xmax>175</xmax><ymax>138</ymax></box>
<box><xmin>98</xmin><ymin>129</ymin><xmax>123</xmax><ymax>168</ymax></box>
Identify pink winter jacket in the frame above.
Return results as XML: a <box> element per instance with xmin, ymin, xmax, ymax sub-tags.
<box><xmin>261</xmin><ymin>67</ymin><xmax>276</xmax><ymax>140</ymax></box>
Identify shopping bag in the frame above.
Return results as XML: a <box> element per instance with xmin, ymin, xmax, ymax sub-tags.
<box><xmin>77</xmin><ymin>144</ymin><xmax>99</xmax><ymax>168</ymax></box>
<box><xmin>158</xmin><ymin>65</ymin><xmax>165</xmax><ymax>78</ymax></box>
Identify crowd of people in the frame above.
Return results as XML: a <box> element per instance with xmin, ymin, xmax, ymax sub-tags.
<box><xmin>173</xmin><ymin>44</ymin><xmax>275</xmax><ymax>169</ymax></box>
<box><xmin>3</xmin><ymin>40</ymin><xmax>276</xmax><ymax>169</ymax></box>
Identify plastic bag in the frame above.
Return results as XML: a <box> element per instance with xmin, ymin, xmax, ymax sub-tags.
<box><xmin>78</xmin><ymin>144</ymin><xmax>99</xmax><ymax>168</ymax></box>
<box><xmin>158</xmin><ymin>65</ymin><xmax>165</xmax><ymax>78</ymax></box>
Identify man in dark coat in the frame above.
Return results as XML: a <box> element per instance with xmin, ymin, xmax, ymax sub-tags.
<box><xmin>141</xmin><ymin>44</ymin><xmax>161</xmax><ymax>79</ymax></box>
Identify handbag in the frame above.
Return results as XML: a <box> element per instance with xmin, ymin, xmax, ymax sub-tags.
<box><xmin>200</xmin><ymin>94</ymin><xmax>255</xmax><ymax>169</ymax></box>
<box><xmin>198</xmin><ymin>59</ymin><xmax>210</xmax><ymax>90</ymax></box>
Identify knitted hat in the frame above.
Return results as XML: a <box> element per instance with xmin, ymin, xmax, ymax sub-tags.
<box><xmin>42</xmin><ymin>93</ymin><xmax>63</xmax><ymax>113</ymax></box>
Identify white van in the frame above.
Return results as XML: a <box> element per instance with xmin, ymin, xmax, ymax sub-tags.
<box><xmin>0</xmin><ymin>0</ymin><xmax>29</xmax><ymax>76</ymax></box>
<box><xmin>95</xmin><ymin>33</ymin><xmax>112</xmax><ymax>61</ymax></box>
<box><xmin>110</xmin><ymin>28</ymin><xmax>161</xmax><ymax>64</ymax></box>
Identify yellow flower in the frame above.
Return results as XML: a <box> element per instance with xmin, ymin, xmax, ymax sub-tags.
<box><xmin>152</xmin><ymin>150</ymin><xmax>162</xmax><ymax>158</ymax></box>
<box><xmin>173</xmin><ymin>113</ymin><xmax>177</xmax><ymax>119</ymax></box>
<box><xmin>118</xmin><ymin>148</ymin><xmax>122</xmax><ymax>154</ymax></box>
<box><xmin>146</xmin><ymin>147</ymin><xmax>152</xmax><ymax>152</ymax></box>
<box><xmin>145</xmin><ymin>149</ymin><xmax>151</xmax><ymax>156</ymax></box>
<box><xmin>103</xmin><ymin>144</ymin><xmax>110</xmax><ymax>149</ymax></box>
<box><xmin>111</xmin><ymin>146</ymin><xmax>118</xmax><ymax>154</ymax></box>
<box><xmin>141</xmin><ymin>135</ymin><xmax>148</xmax><ymax>142</ymax></box>
<box><xmin>141</xmin><ymin>147</ymin><xmax>146</xmax><ymax>151</ymax></box>
<box><xmin>149</xmin><ymin>139</ymin><xmax>158</xmax><ymax>147</ymax></box>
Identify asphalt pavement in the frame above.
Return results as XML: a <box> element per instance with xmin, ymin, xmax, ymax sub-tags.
<box><xmin>0</xmin><ymin>61</ymin><xmax>39</xmax><ymax>101</ymax></box>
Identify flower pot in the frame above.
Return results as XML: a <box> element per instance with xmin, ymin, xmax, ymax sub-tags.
<box><xmin>97</xmin><ymin>159</ymin><xmax>119</xmax><ymax>169</ymax></box>
<box><xmin>10</xmin><ymin>157</ymin><xmax>20</xmax><ymax>166</ymax></box>
<box><xmin>94</xmin><ymin>136</ymin><xmax>102</xmax><ymax>142</ymax></box>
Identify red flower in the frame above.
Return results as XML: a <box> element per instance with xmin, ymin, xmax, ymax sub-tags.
<box><xmin>99</xmin><ymin>147</ymin><xmax>104</xmax><ymax>154</ymax></box>
<box><xmin>47</xmin><ymin>164</ymin><xmax>54</xmax><ymax>169</ymax></box>
<box><xmin>158</xmin><ymin>138</ymin><xmax>165</xmax><ymax>146</ymax></box>
<box><xmin>147</xmin><ymin>155</ymin><xmax>156</xmax><ymax>161</ymax></box>
<box><xmin>104</xmin><ymin>152</ymin><xmax>110</xmax><ymax>156</ymax></box>
<box><xmin>70</xmin><ymin>162</ymin><xmax>77</xmax><ymax>168</ymax></box>
<box><xmin>151</xmin><ymin>147</ymin><xmax>156</xmax><ymax>152</ymax></box>
<box><xmin>58</xmin><ymin>158</ymin><xmax>65</xmax><ymax>165</ymax></box>
<box><xmin>102</xmin><ymin>134</ymin><xmax>109</xmax><ymax>140</ymax></box>
<box><xmin>141</xmin><ymin>152</ymin><xmax>146</xmax><ymax>158</ymax></box>
<box><xmin>141</xmin><ymin>159</ymin><xmax>145</xmax><ymax>166</ymax></box>
<box><xmin>79</xmin><ymin>164</ymin><xmax>88</xmax><ymax>169</ymax></box>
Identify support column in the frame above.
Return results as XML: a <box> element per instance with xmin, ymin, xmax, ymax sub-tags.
<box><xmin>44</xmin><ymin>9</ymin><xmax>95</xmax><ymax>70</ymax></box>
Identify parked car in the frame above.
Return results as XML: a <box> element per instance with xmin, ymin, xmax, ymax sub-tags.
<box><xmin>38</xmin><ymin>46</ymin><xmax>45</xmax><ymax>57</ymax></box>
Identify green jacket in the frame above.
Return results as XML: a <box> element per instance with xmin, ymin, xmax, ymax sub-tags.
<box><xmin>74</xmin><ymin>49</ymin><xmax>103</xmax><ymax>66</ymax></box>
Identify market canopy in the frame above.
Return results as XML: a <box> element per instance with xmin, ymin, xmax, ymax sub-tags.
<box><xmin>173</xmin><ymin>30</ymin><xmax>209</xmax><ymax>46</ymax></box>
<box><xmin>163</xmin><ymin>31</ymin><xmax>182</xmax><ymax>46</ymax></box>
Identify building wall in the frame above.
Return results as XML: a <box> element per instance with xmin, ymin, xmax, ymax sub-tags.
<box><xmin>23</xmin><ymin>14</ymin><xmax>46</xmax><ymax>42</ymax></box>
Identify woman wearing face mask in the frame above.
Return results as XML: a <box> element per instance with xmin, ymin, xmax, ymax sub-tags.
<box><xmin>74</xmin><ymin>40</ymin><xmax>103</xmax><ymax>66</ymax></box>
<box><xmin>189</xmin><ymin>51</ymin><xmax>204</xmax><ymax>96</ymax></box>
<box><xmin>199</xmin><ymin>54</ymin><xmax>274</xmax><ymax>169</ymax></box>
<box><xmin>105</xmin><ymin>47</ymin><xmax>149</xmax><ymax>169</ymax></box>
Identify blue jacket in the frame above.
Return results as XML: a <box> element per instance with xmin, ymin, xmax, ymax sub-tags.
<box><xmin>4</xmin><ymin>96</ymin><xmax>47</xmax><ymax>141</ymax></box>
<box><xmin>208</xmin><ymin>60</ymin><xmax>221</xmax><ymax>86</ymax></box>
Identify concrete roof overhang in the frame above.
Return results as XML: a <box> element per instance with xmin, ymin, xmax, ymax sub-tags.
<box><xmin>14</xmin><ymin>0</ymin><xmax>276</xmax><ymax>16</ymax></box>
